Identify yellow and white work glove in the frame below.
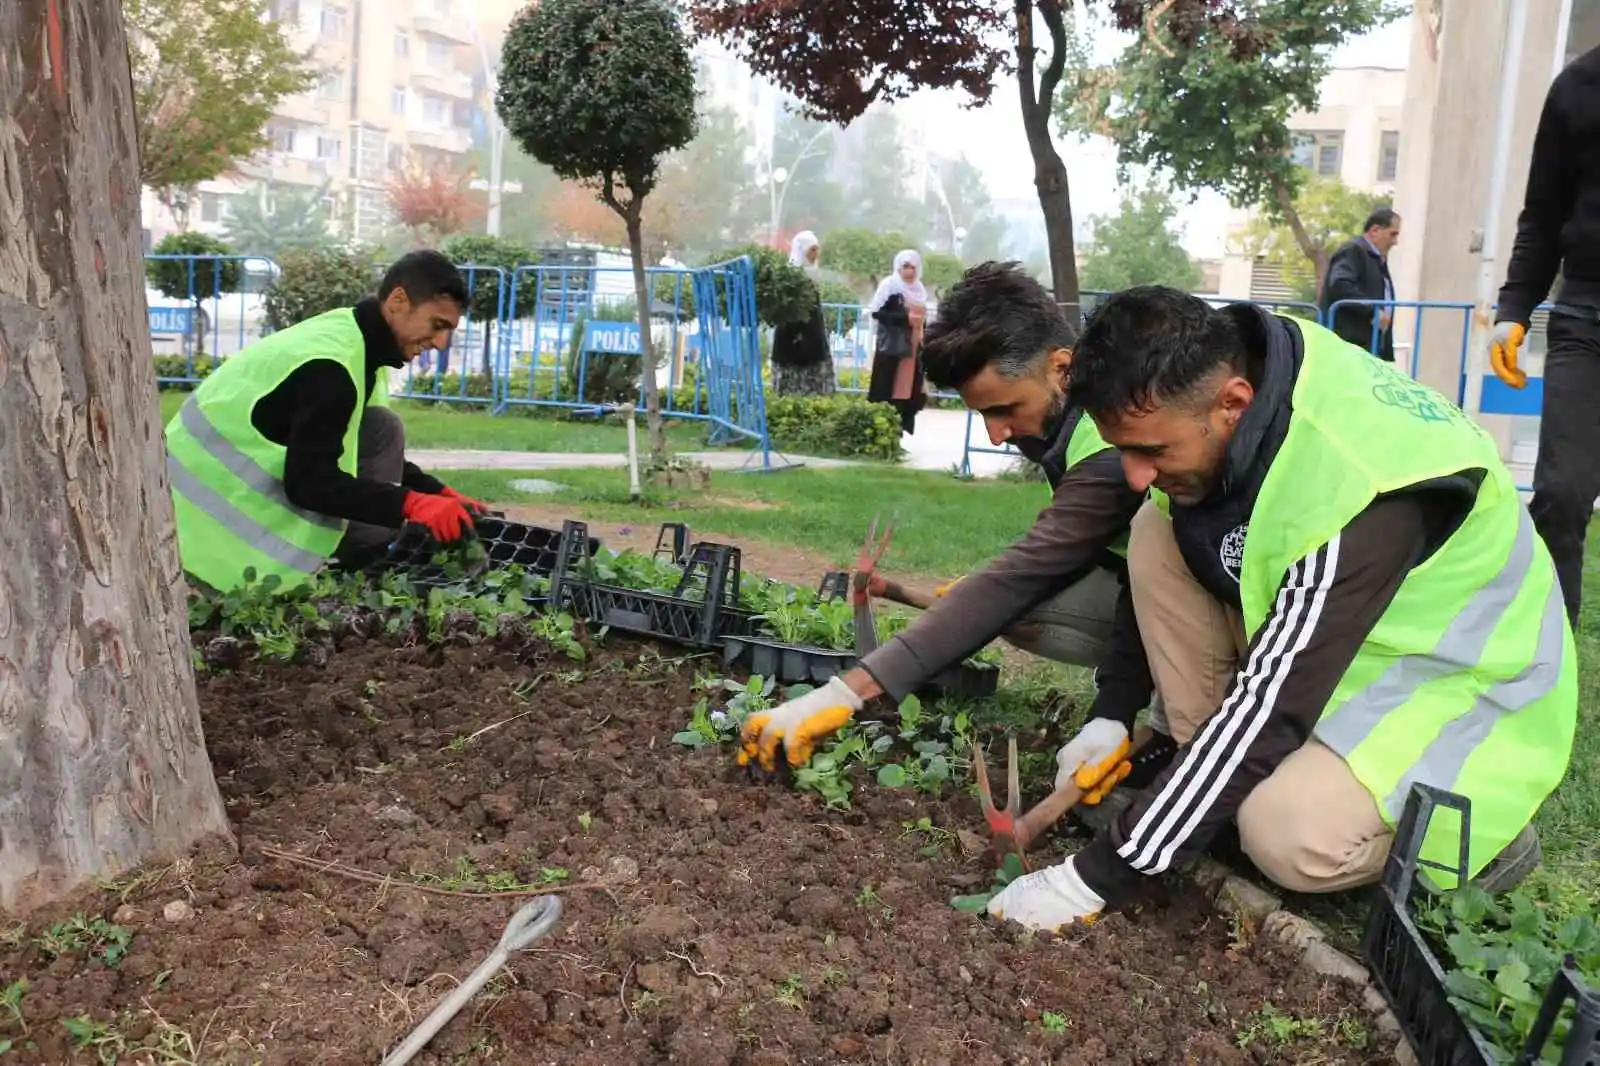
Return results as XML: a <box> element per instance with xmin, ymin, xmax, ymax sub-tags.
<box><xmin>738</xmin><ymin>676</ymin><xmax>864</xmax><ymax>771</ymax></box>
<box><xmin>1054</xmin><ymin>717</ymin><xmax>1133</xmax><ymax>803</ymax></box>
<box><xmin>987</xmin><ymin>855</ymin><xmax>1105</xmax><ymax>931</ymax></box>
<box><xmin>1489</xmin><ymin>321</ymin><xmax>1528</xmax><ymax>389</ymax></box>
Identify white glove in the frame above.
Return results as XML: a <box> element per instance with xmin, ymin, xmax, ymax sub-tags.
<box><xmin>738</xmin><ymin>675</ymin><xmax>865</xmax><ymax>771</ymax></box>
<box><xmin>1053</xmin><ymin>717</ymin><xmax>1130</xmax><ymax>793</ymax></box>
<box><xmin>987</xmin><ymin>855</ymin><xmax>1105</xmax><ymax>931</ymax></box>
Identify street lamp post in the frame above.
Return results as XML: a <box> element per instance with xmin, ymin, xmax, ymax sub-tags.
<box><xmin>767</xmin><ymin>125</ymin><xmax>831</xmax><ymax>244</ymax></box>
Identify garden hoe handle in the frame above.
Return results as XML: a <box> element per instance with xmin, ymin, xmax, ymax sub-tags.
<box><xmin>379</xmin><ymin>896</ymin><xmax>563</xmax><ymax>1066</ymax></box>
<box><xmin>1011</xmin><ymin>726</ymin><xmax>1157</xmax><ymax>852</ymax></box>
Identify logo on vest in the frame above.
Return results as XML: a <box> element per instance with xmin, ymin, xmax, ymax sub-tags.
<box><xmin>1219</xmin><ymin>524</ymin><xmax>1248</xmax><ymax>583</ymax></box>
<box><xmin>1366</xmin><ymin>360</ymin><xmax>1462</xmax><ymax>425</ymax></box>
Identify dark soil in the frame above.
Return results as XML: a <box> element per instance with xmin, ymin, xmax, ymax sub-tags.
<box><xmin>0</xmin><ymin>632</ymin><xmax>1393</xmax><ymax>1065</ymax></box>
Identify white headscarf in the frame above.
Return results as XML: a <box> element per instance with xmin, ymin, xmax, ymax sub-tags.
<box><xmin>789</xmin><ymin>230</ymin><xmax>820</xmax><ymax>272</ymax></box>
<box><xmin>868</xmin><ymin>249</ymin><xmax>927</xmax><ymax>311</ymax></box>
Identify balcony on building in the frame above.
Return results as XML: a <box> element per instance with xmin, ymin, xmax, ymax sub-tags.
<box><xmin>411</xmin><ymin>4</ymin><xmax>474</xmax><ymax>45</ymax></box>
<box><xmin>408</xmin><ymin>126</ymin><xmax>473</xmax><ymax>155</ymax></box>
<box><xmin>273</xmin><ymin>93</ymin><xmax>332</xmax><ymax>126</ymax></box>
<box><xmin>411</xmin><ymin>66</ymin><xmax>474</xmax><ymax>100</ymax></box>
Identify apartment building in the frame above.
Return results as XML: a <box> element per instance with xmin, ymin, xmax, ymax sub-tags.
<box><xmin>140</xmin><ymin>0</ymin><xmax>483</xmax><ymax>249</ymax></box>
<box><xmin>1215</xmin><ymin>65</ymin><xmax>1407</xmax><ymax>301</ymax></box>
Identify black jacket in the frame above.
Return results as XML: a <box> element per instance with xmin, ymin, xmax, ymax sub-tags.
<box><xmin>1320</xmin><ymin>238</ymin><xmax>1394</xmax><ymax>360</ymax></box>
<box><xmin>1496</xmin><ymin>43</ymin><xmax>1600</xmax><ymax>326</ymax></box>
<box><xmin>251</xmin><ymin>298</ymin><xmax>443</xmax><ymax>528</ymax></box>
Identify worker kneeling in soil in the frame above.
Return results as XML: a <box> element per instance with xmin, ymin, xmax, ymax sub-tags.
<box><xmin>165</xmin><ymin>249</ymin><xmax>487</xmax><ymax>594</ymax></box>
<box><xmin>741</xmin><ymin>261</ymin><xmax>1175</xmax><ymax>797</ymax></box>
<box><xmin>984</xmin><ymin>287</ymin><xmax>1576</xmax><ymax>931</ymax></box>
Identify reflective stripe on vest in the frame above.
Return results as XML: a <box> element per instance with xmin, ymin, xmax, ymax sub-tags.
<box><xmin>166</xmin><ymin>453</ymin><xmax>328</xmax><ymax>576</ymax></box>
<box><xmin>175</xmin><ymin>397</ymin><xmax>342</xmax><ymax>533</ymax></box>
<box><xmin>1311</xmin><ymin>507</ymin><xmax>1568</xmax><ymax>824</ymax></box>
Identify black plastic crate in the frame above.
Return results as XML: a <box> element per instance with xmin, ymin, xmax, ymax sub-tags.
<box><xmin>367</xmin><ymin>516</ymin><xmax>599</xmax><ymax>589</ymax></box>
<box><xmin>722</xmin><ymin>634</ymin><xmax>857</xmax><ymax>684</ymax></box>
<box><xmin>816</xmin><ymin>571</ymin><xmax>850</xmax><ymax>602</ymax></box>
<box><xmin>1363</xmin><ymin>783</ymin><xmax>1599</xmax><ymax>1066</ymax></box>
<box><xmin>551</xmin><ymin>519</ymin><xmax>755</xmax><ymax>647</ymax></box>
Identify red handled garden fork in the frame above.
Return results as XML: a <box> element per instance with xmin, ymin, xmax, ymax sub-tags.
<box><xmin>851</xmin><ymin>513</ymin><xmax>896</xmax><ymax>656</ymax></box>
<box><xmin>973</xmin><ymin>736</ymin><xmax>1031</xmax><ymax>871</ymax></box>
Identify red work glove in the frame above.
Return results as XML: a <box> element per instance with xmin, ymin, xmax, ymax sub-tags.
<box><xmin>401</xmin><ymin>491</ymin><xmax>475</xmax><ymax>544</ymax></box>
<box><xmin>439</xmin><ymin>485</ymin><xmax>488</xmax><ymax>514</ymax></box>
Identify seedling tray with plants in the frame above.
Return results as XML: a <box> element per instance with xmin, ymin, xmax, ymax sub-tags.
<box><xmin>365</xmin><ymin>515</ymin><xmax>600</xmax><ymax>592</ymax></box>
<box><xmin>1362</xmin><ymin>783</ymin><xmax>1599</xmax><ymax>1065</ymax></box>
<box><xmin>550</xmin><ymin>520</ymin><xmax>757</xmax><ymax>647</ymax></box>
<box><xmin>722</xmin><ymin>581</ymin><xmax>1001</xmax><ymax>698</ymax></box>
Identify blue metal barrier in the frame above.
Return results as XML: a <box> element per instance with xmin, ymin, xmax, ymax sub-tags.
<box><xmin>392</xmin><ymin>263</ymin><xmax>509</xmax><ymax>404</ymax></box>
<box><xmin>144</xmin><ymin>254</ymin><xmax>279</xmax><ymax>384</ymax></box>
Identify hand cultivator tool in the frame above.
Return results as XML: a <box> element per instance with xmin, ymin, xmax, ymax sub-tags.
<box><xmin>381</xmin><ymin>896</ymin><xmax>563</xmax><ymax>1065</ymax></box>
<box><xmin>973</xmin><ymin>727</ymin><xmax>1157</xmax><ymax>870</ymax></box>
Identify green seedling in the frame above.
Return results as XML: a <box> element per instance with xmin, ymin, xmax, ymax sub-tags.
<box><xmin>855</xmin><ymin>885</ymin><xmax>894</xmax><ymax>923</ymax></box>
<box><xmin>36</xmin><ymin>916</ymin><xmax>132</xmax><ymax>968</ymax></box>
<box><xmin>537</xmin><ymin>867</ymin><xmax>569</xmax><ymax>885</ymax></box>
<box><xmin>577</xmin><ymin>811</ymin><xmax>593</xmax><ymax>833</ymax></box>
<box><xmin>900</xmin><ymin>817</ymin><xmax>958</xmax><ymax>859</ymax></box>
<box><xmin>1040</xmin><ymin>1011</ymin><xmax>1069</xmax><ymax>1034</ymax></box>
<box><xmin>950</xmin><ymin>852</ymin><xmax>1027</xmax><ymax>914</ymax></box>
<box><xmin>0</xmin><ymin>979</ymin><xmax>26</xmax><ymax>1037</ymax></box>
<box><xmin>773</xmin><ymin>975</ymin><xmax>806</xmax><ymax>1009</ymax></box>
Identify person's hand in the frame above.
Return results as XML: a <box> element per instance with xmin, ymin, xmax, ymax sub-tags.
<box><xmin>1378</xmin><ymin>310</ymin><xmax>1393</xmax><ymax>331</ymax></box>
<box><xmin>402</xmin><ymin>491</ymin><xmax>475</xmax><ymax>544</ymax></box>
<box><xmin>738</xmin><ymin>676</ymin><xmax>864</xmax><ymax>771</ymax></box>
<box><xmin>1490</xmin><ymin>321</ymin><xmax>1528</xmax><ymax>389</ymax></box>
<box><xmin>987</xmin><ymin>855</ymin><xmax>1105</xmax><ymax>931</ymax></box>
<box><xmin>439</xmin><ymin>485</ymin><xmax>489</xmax><ymax>514</ymax></box>
<box><xmin>1054</xmin><ymin>718</ymin><xmax>1132</xmax><ymax>804</ymax></box>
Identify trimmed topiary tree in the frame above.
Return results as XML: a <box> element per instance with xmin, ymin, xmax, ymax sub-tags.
<box><xmin>497</xmin><ymin>0</ymin><xmax>698</xmax><ymax>462</ymax></box>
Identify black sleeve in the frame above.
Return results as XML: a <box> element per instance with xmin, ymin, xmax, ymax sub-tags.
<box><xmin>1084</xmin><ymin>579</ymin><xmax>1153</xmax><ymax>730</ymax></box>
<box><xmin>859</xmin><ymin>451</ymin><xmax>1146</xmax><ymax>701</ymax></box>
<box><xmin>1496</xmin><ymin>84</ymin><xmax>1578</xmax><ymax>327</ymax></box>
<box><xmin>403</xmin><ymin>463</ymin><xmax>445</xmax><ymax>494</ymax></box>
<box><xmin>278</xmin><ymin>361</ymin><xmax>409</xmax><ymax>528</ymax></box>
<box><xmin>1320</xmin><ymin>246</ymin><xmax>1367</xmax><ymax>306</ymax></box>
<box><xmin>1074</xmin><ymin>493</ymin><xmax>1432</xmax><ymax>905</ymax></box>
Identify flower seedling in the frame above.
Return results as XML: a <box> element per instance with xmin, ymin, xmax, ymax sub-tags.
<box><xmin>36</xmin><ymin>916</ymin><xmax>132</xmax><ymax>968</ymax></box>
<box><xmin>950</xmin><ymin>852</ymin><xmax>1027</xmax><ymax>913</ymax></box>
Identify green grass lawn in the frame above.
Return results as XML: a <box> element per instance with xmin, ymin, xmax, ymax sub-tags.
<box><xmin>155</xmin><ymin>391</ymin><xmax>718</xmax><ymax>454</ymax></box>
<box><xmin>446</xmin><ymin>462</ymin><xmax>1600</xmax><ymax>932</ymax></box>
<box><xmin>437</xmin><ymin>464</ymin><xmax>1046</xmax><ymax>577</ymax></box>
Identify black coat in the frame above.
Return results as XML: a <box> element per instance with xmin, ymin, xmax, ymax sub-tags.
<box><xmin>1319</xmin><ymin>238</ymin><xmax>1394</xmax><ymax>361</ymax></box>
<box><xmin>867</xmin><ymin>293</ymin><xmax>925</xmax><ymax>433</ymax></box>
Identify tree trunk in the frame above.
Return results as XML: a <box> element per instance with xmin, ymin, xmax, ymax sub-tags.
<box><xmin>1270</xmin><ymin>174</ymin><xmax>1326</xmax><ymax>298</ymax></box>
<box><xmin>0</xmin><ymin>0</ymin><xmax>232</xmax><ymax>913</ymax></box>
<box><xmin>1017</xmin><ymin>0</ymin><xmax>1082</xmax><ymax>332</ymax></box>
<box><xmin>624</xmin><ymin>210</ymin><xmax>666</xmax><ymax>462</ymax></box>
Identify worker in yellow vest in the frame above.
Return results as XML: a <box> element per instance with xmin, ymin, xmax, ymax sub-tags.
<box><xmin>984</xmin><ymin>286</ymin><xmax>1574</xmax><ymax>931</ymax></box>
<box><xmin>165</xmin><ymin>250</ymin><xmax>484</xmax><ymax>593</ymax></box>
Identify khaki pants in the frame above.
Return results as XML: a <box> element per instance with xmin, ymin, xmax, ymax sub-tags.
<box><xmin>1126</xmin><ymin>500</ymin><xmax>1390</xmax><ymax>893</ymax></box>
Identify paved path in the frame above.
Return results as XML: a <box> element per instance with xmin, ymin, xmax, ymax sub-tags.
<box><xmin>412</xmin><ymin>407</ymin><xmax>1024</xmax><ymax>478</ymax></box>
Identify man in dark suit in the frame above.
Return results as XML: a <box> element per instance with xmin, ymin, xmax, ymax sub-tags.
<box><xmin>1319</xmin><ymin>208</ymin><xmax>1402</xmax><ymax>361</ymax></box>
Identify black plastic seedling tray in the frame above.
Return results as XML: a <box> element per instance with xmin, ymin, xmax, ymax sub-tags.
<box><xmin>551</xmin><ymin>520</ymin><xmax>756</xmax><ymax>647</ymax></box>
<box><xmin>720</xmin><ymin>634</ymin><xmax>1000</xmax><ymax>699</ymax></box>
<box><xmin>1363</xmin><ymin>783</ymin><xmax>1599</xmax><ymax>1066</ymax></box>
<box><xmin>366</xmin><ymin>516</ymin><xmax>599</xmax><ymax>589</ymax></box>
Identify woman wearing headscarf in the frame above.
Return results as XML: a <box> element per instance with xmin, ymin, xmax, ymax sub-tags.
<box><xmin>866</xmin><ymin>249</ymin><xmax>929</xmax><ymax>435</ymax></box>
<box><xmin>770</xmin><ymin>230</ymin><xmax>835</xmax><ymax>396</ymax></box>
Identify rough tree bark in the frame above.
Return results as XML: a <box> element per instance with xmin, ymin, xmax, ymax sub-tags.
<box><xmin>1017</xmin><ymin>0</ymin><xmax>1082</xmax><ymax>330</ymax></box>
<box><xmin>0</xmin><ymin>0</ymin><xmax>232</xmax><ymax>913</ymax></box>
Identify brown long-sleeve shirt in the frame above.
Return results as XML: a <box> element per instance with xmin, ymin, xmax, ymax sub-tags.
<box><xmin>859</xmin><ymin>448</ymin><xmax>1149</xmax><ymax>711</ymax></box>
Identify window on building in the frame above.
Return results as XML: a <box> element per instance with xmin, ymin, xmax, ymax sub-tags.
<box><xmin>318</xmin><ymin>72</ymin><xmax>341</xmax><ymax>101</ymax></box>
<box><xmin>199</xmin><ymin>192</ymin><xmax>223</xmax><ymax>223</ymax></box>
<box><xmin>392</xmin><ymin>87</ymin><xmax>407</xmax><ymax>116</ymax></box>
<box><xmin>268</xmin><ymin>0</ymin><xmax>300</xmax><ymax>24</ymax></box>
<box><xmin>1378</xmin><ymin>130</ymin><xmax>1400</xmax><ymax>183</ymax></box>
<box><xmin>320</xmin><ymin>5</ymin><xmax>344</xmax><ymax>38</ymax></box>
<box><xmin>322</xmin><ymin>195</ymin><xmax>343</xmax><ymax>222</ymax></box>
<box><xmin>316</xmin><ymin>132</ymin><xmax>342</xmax><ymax>160</ymax></box>
<box><xmin>422</xmin><ymin>94</ymin><xmax>448</xmax><ymax>125</ymax></box>
<box><xmin>387</xmin><ymin>143</ymin><xmax>407</xmax><ymax>170</ymax></box>
<box><xmin>394</xmin><ymin>30</ymin><xmax>409</xmax><ymax>58</ymax></box>
<box><xmin>425</xmin><ymin>40</ymin><xmax>452</xmax><ymax>70</ymax></box>
<box><xmin>267</xmin><ymin>125</ymin><xmax>296</xmax><ymax>153</ymax></box>
<box><xmin>1290</xmin><ymin>130</ymin><xmax>1344</xmax><ymax>178</ymax></box>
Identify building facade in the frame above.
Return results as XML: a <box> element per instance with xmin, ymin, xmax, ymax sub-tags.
<box><xmin>1390</xmin><ymin>0</ymin><xmax>1600</xmax><ymax>468</ymax></box>
<box><xmin>1216</xmin><ymin>66</ymin><xmax>1407</xmax><ymax>303</ymax></box>
<box><xmin>140</xmin><ymin>0</ymin><xmax>483</xmax><ymax>250</ymax></box>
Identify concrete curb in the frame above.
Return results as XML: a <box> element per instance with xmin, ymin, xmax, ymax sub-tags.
<box><xmin>1188</xmin><ymin>858</ymin><xmax>1419</xmax><ymax>1066</ymax></box>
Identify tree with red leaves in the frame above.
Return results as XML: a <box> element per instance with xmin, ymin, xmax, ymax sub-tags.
<box><xmin>691</xmin><ymin>0</ymin><xmax>1257</xmax><ymax>325</ymax></box>
<box><xmin>386</xmin><ymin>156</ymin><xmax>480</xmax><ymax>245</ymax></box>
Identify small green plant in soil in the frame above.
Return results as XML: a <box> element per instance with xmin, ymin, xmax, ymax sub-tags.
<box><xmin>1040</xmin><ymin>1011</ymin><xmax>1070</xmax><ymax>1034</ymax></box>
<box><xmin>1414</xmin><ymin>882</ymin><xmax>1599</xmax><ymax>1062</ymax></box>
<box><xmin>950</xmin><ymin>852</ymin><xmax>1027</xmax><ymax>914</ymax></box>
<box><xmin>413</xmin><ymin>857</ymin><xmax>535</xmax><ymax>893</ymax></box>
<box><xmin>35</xmin><ymin>916</ymin><xmax>131</xmax><ymax>968</ymax></box>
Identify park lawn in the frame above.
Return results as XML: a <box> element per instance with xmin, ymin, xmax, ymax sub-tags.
<box><xmin>155</xmin><ymin>391</ymin><xmax>718</xmax><ymax>454</ymax></box>
<box><xmin>444</xmin><ymin>462</ymin><xmax>1600</xmax><ymax>945</ymax></box>
<box><xmin>436</xmin><ymin>463</ymin><xmax>1045</xmax><ymax>577</ymax></box>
